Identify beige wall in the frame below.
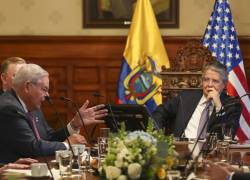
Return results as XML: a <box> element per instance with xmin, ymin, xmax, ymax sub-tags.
<box><xmin>0</xmin><ymin>0</ymin><xmax>249</xmax><ymax>36</ymax></box>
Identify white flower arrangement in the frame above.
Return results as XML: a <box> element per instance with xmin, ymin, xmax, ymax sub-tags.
<box><xmin>99</xmin><ymin>121</ymin><xmax>175</xmax><ymax>180</ymax></box>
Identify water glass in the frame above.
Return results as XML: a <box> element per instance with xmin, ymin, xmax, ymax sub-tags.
<box><xmin>72</xmin><ymin>144</ymin><xmax>85</xmax><ymax>169</ymax></box>
<box><xmin>82</xmin><ymin>147</ymin><xmax>91</xmax><ymax>170</ymax></box>
<box><xmin>217</xmin><ymin>141</ymin><xmax>229</xmax><ymax>161</ymax></box>
<box><xmin>55</xmin><ymin>150</ymin><xmax>65</xmax><ymax>162</ymax></box>
<box><xmin>58</xmin><ymin>150</ymin><xmax>73</xmax><ymax>176</ymax></box>
<box><xmin>98</xmin><ymin>137</ymin><xmax>108</xmax><ymax>159</ymax></box>
<box><xmin>223</xmin><ymin>127</ymin><xmax>233</xmax><ymax>142</ymax></box>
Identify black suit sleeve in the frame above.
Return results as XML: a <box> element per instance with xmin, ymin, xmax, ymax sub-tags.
<box><xmin>152</xmin><ymin>96</ymin><xmax>179</xmax><ymax>129</ymax></box>
<box><xmin>232</xmin><ymin>172</ymin><xmax>250</xmax><ymax>180</ymax></box>
<box><xmin>209</xmin><ymin>96</ymin><xmax>242</xmax><ymax>138</ymax></box>
<box><xmin>0</xmin><ymin>106</ymin><xmax>66</xmax><ymax>161</ymax></box>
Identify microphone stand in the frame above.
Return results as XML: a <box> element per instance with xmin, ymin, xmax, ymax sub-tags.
<box><xmin>45</xmin><ymin>96</ymin><xmax>79</xmax><ymax>170</ymax></box>
<box><xmin>59</xmin><ymin>96</ymin><xmax>91</xmax><ymax>144</ymax></box>
<box><xmin>45</xmin><ymin>96</ymin><xmax>74</xmax><ymax>154</ymax></box>
<box><xmin>183</xmin><ymin>112</ymin><xmax>211</xmax><ymax>178</ymax></box>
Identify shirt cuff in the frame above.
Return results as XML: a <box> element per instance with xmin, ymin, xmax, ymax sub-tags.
<box><xmin>227</xmin><ymin>172</ymin><xmax>234</xmax><ymax>180</ymax></box>
<box><xmin>67</xmin><ymin>122</ymin><xmax>80</xmax><ymax>135</ymax></box>
<box><xmin>63</xmin><ymin>142</ymin><xmax>69</xmax><ymax>149</ymax></box>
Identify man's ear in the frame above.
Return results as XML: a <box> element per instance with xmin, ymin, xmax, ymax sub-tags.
<box><xmin>1</xmin><ymin>73</ymin><xmax>7</xmax><ymax>85</ymax></box>
<box><xmin>24</xmin><ymin>81</ymin><xmax>30</xmax><ymax>93</ymax></box>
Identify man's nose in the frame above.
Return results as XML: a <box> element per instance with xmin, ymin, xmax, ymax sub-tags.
<box><xmin>208</xmin><ymin>80</ymin><xmax>214</xmax><ymax>86</ymax></box>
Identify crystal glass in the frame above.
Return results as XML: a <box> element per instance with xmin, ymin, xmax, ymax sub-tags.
<box><xmin>98</xmin><ymin>137</ymin><xmax>108</xmax><ymax>159</ymax></box>
<box><xmin>58</xmin><ymin>150</ymin><xmax>73</xmax><ymax>176</ymax></box>
<box><xmin>82</xmin><ymin>146</ymin><xmax>91</xmax><ymax>171</ymax></box>
<box><xmin>216</xmin><ymin>141</ymin><xmax>229</xmax><ymax>162</ymax></box>
<box><xmin>72</xmin><ymin>144</ymin><xmax>85</xmax><ymax>171</ymax></box>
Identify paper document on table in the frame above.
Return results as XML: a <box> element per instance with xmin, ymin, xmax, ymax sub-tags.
<box><xmin>4</xmin><ymin>168</ymin><xmax>60</xmax><ymax>179</ymax></box>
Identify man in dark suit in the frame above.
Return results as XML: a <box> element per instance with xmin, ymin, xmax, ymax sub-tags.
<box><xmin>153</xmin><ymin>61</ymin><xmax>241</xmax><ymax>139</ymax></box>
<box><xmin>0</xmin><ymin>63</ymin><xmax>107</xmax><ymax>163</ymax></box>
<box><xmin>0</xmin><ymin>57</ymin><xmax>85</xmax><ymax>145</ymax></box>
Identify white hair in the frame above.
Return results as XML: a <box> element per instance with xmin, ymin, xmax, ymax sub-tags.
<box><xmin>12</xmin><ymin>64</ymin><xmax>48</xmax><ymax>88</ymax></box>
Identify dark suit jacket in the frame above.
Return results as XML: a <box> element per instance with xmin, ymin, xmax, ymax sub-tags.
<box><xmin>0</xmin><ymin>90</ymin><xmax>69</xmax><ymax>163</ymax></box>
<box><xmin>232</xmin><ymin>172</ymin><xmax>250</xmax><ymax>180</ymax></box>
<box><xmin>152</xmin><ymin>90</ymin><xmax>241</xmax><ymax>138</ymax></box>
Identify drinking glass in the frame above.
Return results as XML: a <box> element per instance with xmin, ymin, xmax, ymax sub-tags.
<box><xmin>223</xmin><ymin>126</ymin><xmax>233</xmax><ymax>142</ymax></box>
<box><xmin>217</xmin><ymin>141</ymin><xmax>229</xmax><ymax>162</ymax></box>
<box><xmin>82</xmin><ymin>147</ymin><xmax>91</xmax><ymax>171</ymax></box>
<box><xmin>58</xmin><ymin>150</ymin><xmax>73</xmax><ymax>176</ymax></box>
<box><xmin>98</xmin><ymin>137</ymin><xmax>108</xmax><ymax>159</ymax></box>
<box><xmin>90</xmin><ymin>146</ymin><xmax>100</xmax><ymax>171</ymax></box>
<box><xmin>98</xmin><ymin>128</ymin><xmax>110</xmax><ymax>159</ymax></box>
<box><xmin>72</xmin><ymin>144</ymin><xmax>85</xmax><ymax>171</ymax></box>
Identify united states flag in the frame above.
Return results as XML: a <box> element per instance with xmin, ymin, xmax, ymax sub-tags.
<box><xmin>202</xmin><ymin>0</ymin><xmax>250</xmax><ymax>140</ymax></box>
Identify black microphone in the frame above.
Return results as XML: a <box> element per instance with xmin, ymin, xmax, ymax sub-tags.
<box><xmin>45</xmin><ymin>96</ymin><xmax>80</xmax><ymax>170</ymax></box>
<box><xmin>59</xmin><ymin>96</ymin><xmax>90</xmax><ymax>144</ymax></box>
<box><xmin>92</xmin><ymin>92</ymin><xmax>105</xmax><ymax>98</ymax></box>
<box><xmin>44</xmin><ymin>96</ymin><xmax>74</xmax><ymax>153</ymax></box>
<box><xmin>92</xmin><ymin>92</ymin><xmax>119</xmax><ymax>132</ymax></box>
<box><xmin>183</xmin><ymin>104</ymin><xmax>212</xmax><ymax>178</ymax></box>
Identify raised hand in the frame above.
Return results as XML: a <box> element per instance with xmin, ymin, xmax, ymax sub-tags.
<box><xmin>71</xmin><ymin>100</ymin><xmax>108</xmax><ymax>128</ymax></box>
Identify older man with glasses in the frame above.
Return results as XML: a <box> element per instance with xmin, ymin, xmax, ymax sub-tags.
<box><xmin>153</xmin><ymin>60</ymin><xmax>242</xmax><ymax>140</ymax></box>
<box><xmin>0</xmin><ymin>63</ymin><xmax>107</xmax><ymax>163</ymax></box>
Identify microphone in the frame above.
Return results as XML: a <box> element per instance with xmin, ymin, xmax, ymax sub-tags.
<box><xmin>92</xmin><ymin>92</ymin><xmax>104</xmax><ymax>97</ymax></box>
<box><xmin>45</xmin><ymin>96</ymin><xmax>80</xmax><ymax>170</ymax></box>
<box><xmin>183</xmin><ymin>104</ymin><xmax>212</xmax><ymax>178</ymax></box>
<box><xmin>44</xmin><ymin>96</ymin><xmax>74</xmax><ymax>153</ymax></box>
<box><xmin>59</xmin><ymin>96</ymin><xmax>90</xmax><ymax>144</ymax></box>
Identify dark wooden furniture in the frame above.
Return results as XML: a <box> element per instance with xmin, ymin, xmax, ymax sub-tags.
<box><xmin>161</xmin><ymin>41</ymin><xmax>215</xmax><ymax>99</ymax></box>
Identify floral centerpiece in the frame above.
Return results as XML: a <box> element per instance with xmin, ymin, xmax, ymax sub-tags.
<box><xmin>98</xmin><ymin>119</ymin><xmax>176</xmax><ymax>180</ymax></box>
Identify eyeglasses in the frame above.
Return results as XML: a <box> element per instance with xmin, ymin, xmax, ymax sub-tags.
<box><xmin>30</xmin><ymin>82</ymin><xmax>49</xmax><ymax>94</ymax></box>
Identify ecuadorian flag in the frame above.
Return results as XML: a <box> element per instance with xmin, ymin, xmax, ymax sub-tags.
<box><xmin>117</xmin><ymin>0</ymin><xmax>170</xmax><ymax>113</ymax></box>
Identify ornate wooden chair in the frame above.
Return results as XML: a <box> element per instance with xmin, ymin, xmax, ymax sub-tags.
<box><xmin>161</xmin><ymin>40</ymin><xmax>215</xmax><ymax>100</ymax></box>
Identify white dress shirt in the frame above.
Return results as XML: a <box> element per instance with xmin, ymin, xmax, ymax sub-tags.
<box><xmin>184</xmin><ymin>95</ymin><xmax>213</xmax><ymax>139</ymax></box>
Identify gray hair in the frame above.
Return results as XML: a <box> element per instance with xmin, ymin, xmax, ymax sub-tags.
<box><xmin>13</xmin><ymin>64</ymin><xmax>49</xmax><ymax>88</ymax></box>
<box><xmin>202</xmin><ymin>61</ymin><xmax>228</xmax><ymax>84</ymax></box>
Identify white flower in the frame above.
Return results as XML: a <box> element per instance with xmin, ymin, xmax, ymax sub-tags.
<box><xmin>117</xmin><ymin>175</ymin><xmax>127</xmax><ymax>180</ymax></box>
<box><xmin>105</xmin><ymin>166</ymin><xmax>121</xmax><ymax>180</ymax></box>
<box><xmin>127</xmin><ymin>163</ymin><xmax>142</xmax><ymax>179</ymax></box>
<box><xmin>115</xmin><ymin>158</ymin><xmax>123</xmax><ymax>168</ymax></box>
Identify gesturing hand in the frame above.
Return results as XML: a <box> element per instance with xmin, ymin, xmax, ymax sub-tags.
<box><xmin>71</xmin><ymin>100</ymin><xmax>108</xmax><ymax>129</ymax></box>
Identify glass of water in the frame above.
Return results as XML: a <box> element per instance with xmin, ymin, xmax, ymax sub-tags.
<box><xmin>58</xmin><ymin>150</ymin><xmax>73</xmax><ymax>177</ymax></box>
<box><xmin>72</xmin><ymin>144</ymin><xmax>85</xmax><ymax>170</ymax></box>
